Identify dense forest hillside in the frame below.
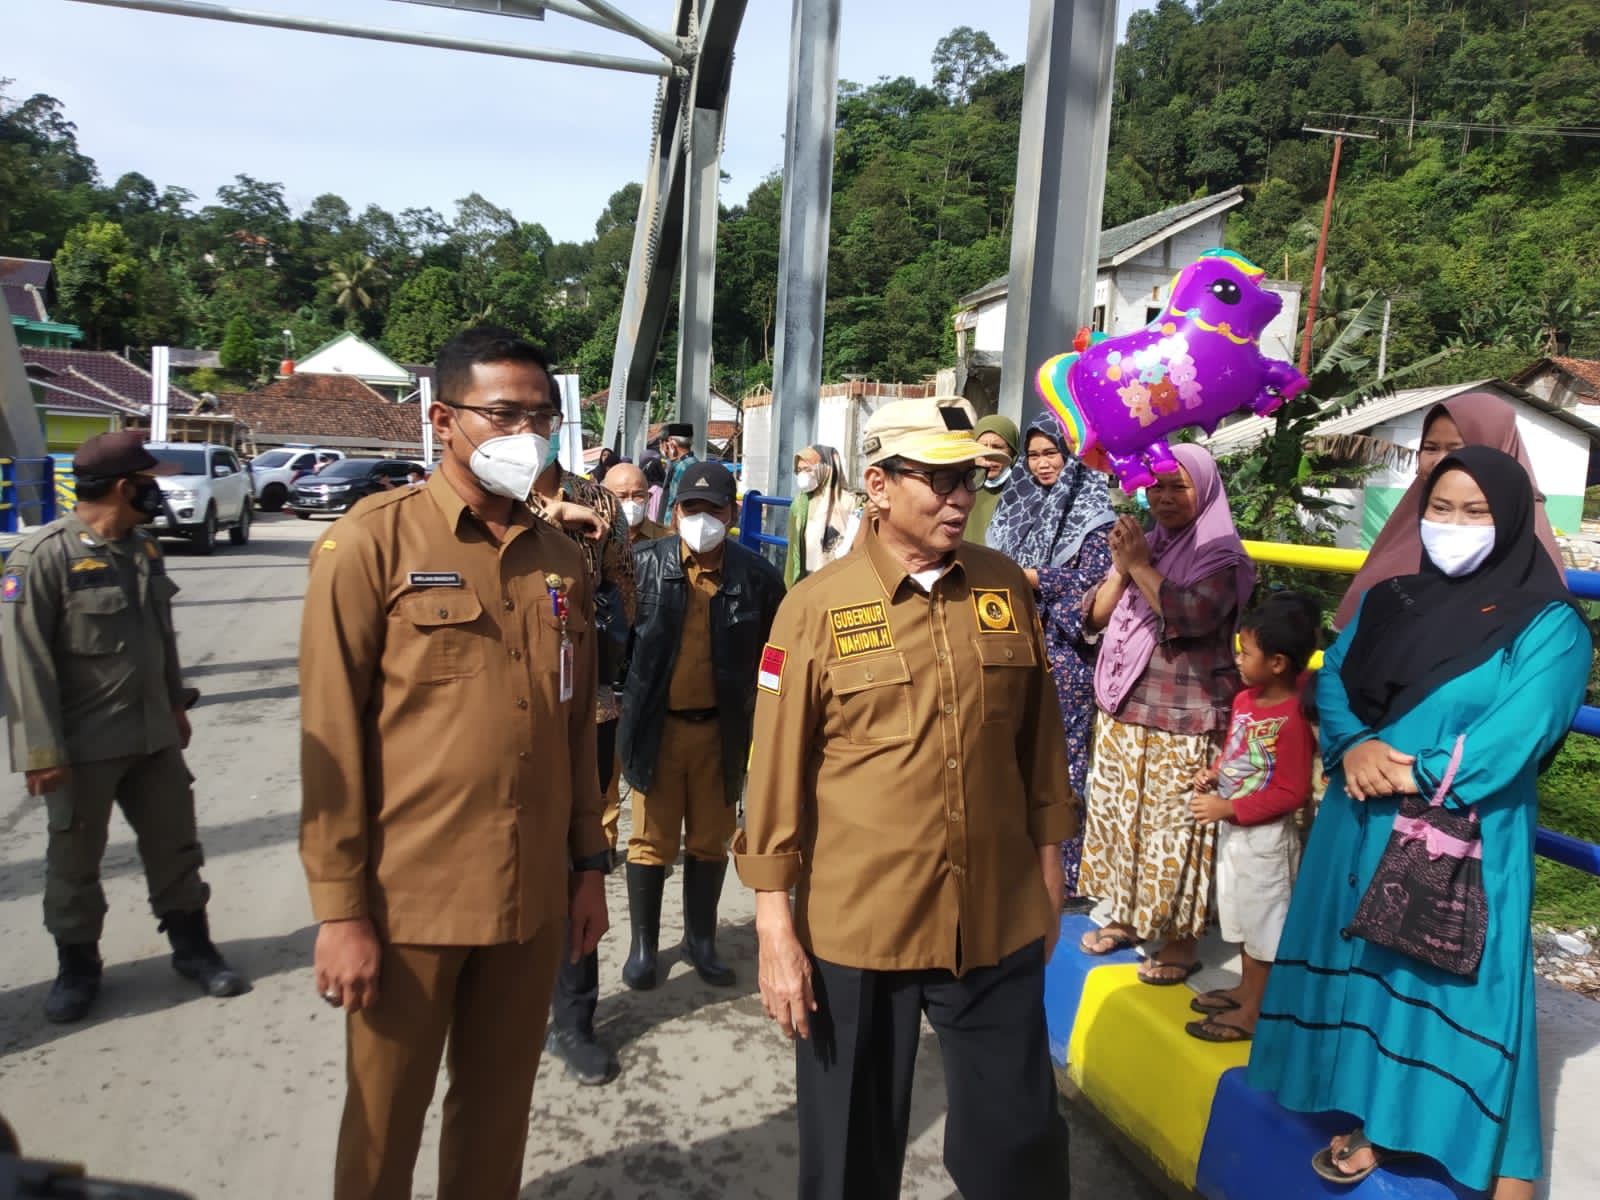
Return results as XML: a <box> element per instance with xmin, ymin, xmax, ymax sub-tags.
<box><xmin>2</xmin><ymin>0</ymin><xmax>1597</xmax><ymax>401</ymax></box>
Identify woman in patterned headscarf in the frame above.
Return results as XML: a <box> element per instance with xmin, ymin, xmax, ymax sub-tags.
<box><xmin>986</xmin><ymin>414</ymin><xmax>1117</xmax><ymax>899</ymax></box>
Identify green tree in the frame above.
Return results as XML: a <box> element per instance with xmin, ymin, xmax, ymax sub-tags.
<box><xmin>931</xmin><ymin>27</ymin><xmax>1008</xmax><ymax>104</ymax></box>
<box><xmin>53</xmin><ymin>218</ymin><xmax>139</xmax><ymax>348</ymax></box>
<box><xmin>327</xmin><ymin>253</ymin><xmax>386</xmax><ymax>326</ymax></box>
<box><xmin>383</xmin><ymin>266</ymin><xmax>468</xmax><ymax>364</ymax></box>
<box><xmin>219</xmin><ymin>314</ymin><xmax>260</xmax><ymax>378</ymax></box>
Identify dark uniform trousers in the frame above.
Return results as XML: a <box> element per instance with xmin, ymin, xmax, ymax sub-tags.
<box><xmin>44</xmin><ymin>746</ymin><xmax>209</xmax><ymax>943</ymax></box>
<box><xmin>796</xmin><ymin>939</ymin><xmax>1070</xmax><ymax>1200</ymax></box>
<box><xmin>336</xmin><ymin>920</ymin><xmax>563</xmax><ymax>1200</ymax></box>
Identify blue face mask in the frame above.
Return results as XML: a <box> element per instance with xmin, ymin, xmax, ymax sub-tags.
<box><xmin>544</xmin><ymin>427</ymin><xmax>562</xmax><ymax>470</ymax></box>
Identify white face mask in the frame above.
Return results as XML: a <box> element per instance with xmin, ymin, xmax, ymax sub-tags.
<box><xmin>1420</xmin><ymin>519</ymin><xmax>1496</xmax><ymax>577</ymax></box>
<box><xmin>678</xmin><ymin>512</ymin><xmax>727</xmax><ymax>554</ymax></box>
<box><xmin>620</xmin><ymin>499</ymin><xmax>647</xmax><ymax>528</ymax></box>
<box><xmin>466</xmin><ymin>431</ymin><xmax>549</xmax><ymax>500</ymax></box>
<box><xmin>795</xmin><ymin>469</ymin><xmax>820</xmax><ymax>495</ymax></box>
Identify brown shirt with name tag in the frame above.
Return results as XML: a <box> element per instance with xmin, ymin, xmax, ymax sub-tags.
<box><xmin>298</xmin><ymin>470</ymin><xmax>605</xmax><ymax>946</ymax></box>
<box><xmin>733</xmin><ymin>527</ymin><xmax>1078</xmax><ymax>975</ymax></box>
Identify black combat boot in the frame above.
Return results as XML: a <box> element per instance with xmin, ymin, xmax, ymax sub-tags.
<box><xmin>621</xmin><ymin>862</ymin><xmax>666</xmax><ymax>991</ymax></box>
<box><xmin>681</xmin><ymin>857</ymin><xmax>735</xmax><ymax>987</ymax></box>
<box><xmin>44</xmin><ymin>942</ymin><xmax>102</xmax><ymax>1024</ymax></box>
<box><xmin>545</xmin><ymin>924</ymin><xmax>619</xmax><ymax>1086</ymax></box>
<box><xmin>160</xmin><ymin>909</ymin><xmax>248</xmax><ymax>998</ymax></box>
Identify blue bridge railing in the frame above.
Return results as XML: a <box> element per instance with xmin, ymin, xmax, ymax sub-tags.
<box><xmin>737</xmin><ymin>488</ymin><xmax>1600</xmax><ymax>879</ymax></box>
<box><xmin>0</xmin><ymin>456</ymin><xmax>59</xmax><ymax>537</ymax></box>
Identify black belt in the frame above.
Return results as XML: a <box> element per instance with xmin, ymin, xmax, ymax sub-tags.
<box><xmin>668</xmin><ymin>707</ymin><xmax>719</xmax><ymax>723</ymax></box>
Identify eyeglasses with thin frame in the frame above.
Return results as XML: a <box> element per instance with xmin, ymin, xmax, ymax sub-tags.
<box><xmin>444</xmin><ymin>402</ymin><xmax>560</xmax><ymax>435</ymax></box>
<box><xmin>886</xmin><ymin>463</ymin><xmax>987</xmax><ymax>496</ymax></box>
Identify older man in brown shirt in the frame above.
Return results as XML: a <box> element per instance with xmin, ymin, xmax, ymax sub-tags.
<box><xmin>735</xmin><ymin>398</ymin><xmax>1075</xmax><ymax>1200</ymax></box>
<box><xmin>300</xmin><ymin>326</ymin><xmax>609</xmax><ymax>1200</ymax></box>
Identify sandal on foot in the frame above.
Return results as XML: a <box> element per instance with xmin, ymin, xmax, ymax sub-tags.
<box><xmin>1190</xmin><ymin>990</ymin><xmax>1241</xmax><ymax>1015</ymax></box>
<box><xmin>1137</xmin><ymin>960</ymin><xmax>1202</xmax><ymax>986</ymax></box>
<box><xmin>1078</xmin><ymin>928</ymin><xmax>1138</xmax><ymax>956</ymax></box>
<box><xmin>1311</xmin><ymin>1129</ymin><xmax>1415</xmax><ymax>1185</ymax></box>
<box><xmin>1184</xmin><ymin>1017</ymin><xmax>1252</xmax><ymax>1043</ymax></box>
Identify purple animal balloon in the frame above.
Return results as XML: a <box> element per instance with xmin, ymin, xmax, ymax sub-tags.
<box><xmin>1036</xmin><ymin>248</ymin><xmax>1308</xmax><ymax>492</ymax></box>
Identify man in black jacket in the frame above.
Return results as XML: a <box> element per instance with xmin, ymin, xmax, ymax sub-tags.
<box><xmin>618</xmin><ymin>461</ymin><xmax>785</xmax><ymax>991</ymax></box>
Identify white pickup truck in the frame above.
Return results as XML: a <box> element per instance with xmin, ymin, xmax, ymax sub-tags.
<box><xmin>146</xmin><ymin>442</ymin><xmax>253</xmax><ymax>555</ymax></box>
<box><xmin>248</xmin><ymin>446</ymin><xmax>345</xmax><ymax>511</ymax></box>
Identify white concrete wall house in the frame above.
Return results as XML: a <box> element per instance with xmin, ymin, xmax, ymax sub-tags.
<box><xmin>952</xmin><ymin>188</ymin><xmax>1304</xmax><ymax>401</ymax></box>
<box><xmin>1201</xmin><ymin>379</ymin><xmax>1600</xmax><ymax>548</ymax></box>
<box><xmin>290</xmin><ymin>332</ymin><xmax>415</xmax><ymax>401</ymax></box>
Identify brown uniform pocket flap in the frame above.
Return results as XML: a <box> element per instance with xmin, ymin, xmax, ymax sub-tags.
<box><xmin>828</xmin><ymin>652</ymin><xmax>911</xmax><ymax>696</ymax></box>
<box><xmin>974</xmin><ymin>636</ymin><xmax>1036</xmax><ymax>668</ymax></box>
<box><xmin>400</xmin><ymin>590</ymin><xmax>483</xmax><ymax>627</ymax></box>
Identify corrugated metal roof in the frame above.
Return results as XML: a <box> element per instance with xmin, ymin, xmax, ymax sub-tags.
<box><xmin>956</xmin><ymin>187</ymin><xmax>1246</xmax><ymax>309</ymax></box>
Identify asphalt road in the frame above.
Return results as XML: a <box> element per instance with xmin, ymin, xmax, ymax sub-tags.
<box><xmin>0</xmin><ymin>512</ymin><xmax>1167</xmax><ymax>1199</ymax></box>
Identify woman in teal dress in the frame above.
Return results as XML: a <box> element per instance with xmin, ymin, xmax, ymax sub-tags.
<box><xmin>1248</xmin><ymin>447</ymin><xmax>1590</xmax><ymax>1197</ymax></box>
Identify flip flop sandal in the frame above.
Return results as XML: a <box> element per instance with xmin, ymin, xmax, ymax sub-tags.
<box><xmin>1078</xmin><ymin>928</ymin><xmax>1138</xmax><ymax>956</ymax></box>
<box><xmin>1137</xmin><ymin>960</ymin><xmax>1202</xmax><ymax>986</ymax></box>
<box><xmin>1184</xmin><ymin>1017</ymin><xmax>1252</xmax><ymax>1043</ymax></box>
<box><xmin>1190</xmin><ymin>990</ymin><xmax>1241</xmax><ymax>1014</ymax></box>
<box><xmin>1311</xmin><ymin>1129</ymin><xmax>1416</xmax><ymax>1185</ymax></box>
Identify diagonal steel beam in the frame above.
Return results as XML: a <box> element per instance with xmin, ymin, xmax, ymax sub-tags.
<box><xmin>602</xmin><ymin>0</ymin><xmax>745</xmax><ymax>460</ymax></box>
<box><xmin>558</xmin><ymin>0</ymin><xmax>689</xmax><ymax>64</ymax></box>
<box><xmin>55</xmin><ymin>0</ymin><xmax>677</xmax><ymax>76</ymax></box>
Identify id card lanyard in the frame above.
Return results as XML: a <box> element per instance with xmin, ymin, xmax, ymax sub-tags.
<box><xmin>546</xmin><ymin>573</ymin><xmax>575</xmax><ymax>703</ymax></box>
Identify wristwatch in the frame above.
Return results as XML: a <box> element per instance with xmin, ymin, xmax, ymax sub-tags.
<box><xmin>572</xmin><ymin>850</ymin><xmax>614</xmax><ymax>875</ymax></box>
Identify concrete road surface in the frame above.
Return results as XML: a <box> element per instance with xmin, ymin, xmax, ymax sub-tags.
<box><xmin>0</xmin><ymin>513</ymin><xmax>1165</xmax><ymax>1199</ymax></box>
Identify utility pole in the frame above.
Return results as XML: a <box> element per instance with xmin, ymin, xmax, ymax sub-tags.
<box><xmin>1298</xmin><ymin>125</ymin><xmax>1378</xmax><ymax>376</ymax></box>
<box><xmin>1377</xmin><ymin>296</ymin><xmax>1391</xmax><ymax>381</ymax></box>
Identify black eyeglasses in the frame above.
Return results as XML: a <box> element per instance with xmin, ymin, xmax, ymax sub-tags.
<box><xmin>444</xmin><ymin>403</ymin><xmax>560</xmax><ymax>435</ymax></box>
<box><xmin>886</xmin><ymin>464</ymin><xmax>987</xmax><ymax>496</ymax></box>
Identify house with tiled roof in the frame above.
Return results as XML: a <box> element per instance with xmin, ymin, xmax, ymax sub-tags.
<box><xmin>948</xmin><ymin>188</ymin><xmax>1301</xmax><ymax>414</ymax></box>
<box><xmin>1512</xmin><ymin>356</ymin><xmax>1600</xmax><ymax>430</ymax></box>
<box><xmin>291</xmin><ymin>331</ymin><xmax>417</xmax><ymax>402</ymax></box>
<box><xmin>217</xmin><ymin>377</ymin><xmax>424</xmax><ymax>457</ymax></box>
<box><xmin>2</xmin><ymin>257</ymin><xmax>84</xmax><ymax>348</ymax></box>
<box><xmin>19</xmin><ymin>346</ymin><xmax>234</xmax><ymax>451</ymax></box>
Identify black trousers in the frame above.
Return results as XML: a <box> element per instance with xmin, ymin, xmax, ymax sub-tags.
<box><xmin>550</xmin><ymin>719</ymin><xmax>618</xmax><ymax>1036</ymax></box>
<box><xmin>796</xmin><ymin>940</ymin><xmax>1070</xmax><ymax>1200</ymax></box>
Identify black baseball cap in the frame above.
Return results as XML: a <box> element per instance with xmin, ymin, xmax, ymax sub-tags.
<box><xmin>674</xmin><ymin>461</ymin><xmax>736</xmax><ymax>507</ymax></box>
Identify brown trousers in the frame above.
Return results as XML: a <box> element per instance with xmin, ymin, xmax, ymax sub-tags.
<box><xmin>334</xmin><ymin>923</ymin><xmax>562</xmax><ymax>1200</ymax></box>
<box><xmin>626</xmin><ymin>716</ymin><xmax>735</xmax><ymax>866</ymax></box>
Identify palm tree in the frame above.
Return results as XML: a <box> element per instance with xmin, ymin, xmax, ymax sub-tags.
<box><xmin>327</xmin><ymin>254</ymin><xmax>386</xmax><ymax>326</ymax></box>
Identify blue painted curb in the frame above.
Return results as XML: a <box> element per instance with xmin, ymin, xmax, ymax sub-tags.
<box><xmin>1044</xmin><ymin>912</ymin><xmax>1139</xmax><ymax>1067</ymax></box>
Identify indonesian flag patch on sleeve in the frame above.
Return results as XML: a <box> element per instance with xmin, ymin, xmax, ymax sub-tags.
<box><xmin>757</xmin><ymin>643</ymin><xmax>787</xmax><ymax>696</ymax></box>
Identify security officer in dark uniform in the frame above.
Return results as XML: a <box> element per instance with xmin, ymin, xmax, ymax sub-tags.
<box><xmin>2</xmin><ymin>431</ymin><xmax>246</xmax><ymax>1023</ymax></box>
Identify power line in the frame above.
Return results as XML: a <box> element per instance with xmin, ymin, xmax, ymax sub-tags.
<box><xmin>1306</xmin><ymin>110</ymin><xmax>1600</xmax><ymax>141</ymax></box>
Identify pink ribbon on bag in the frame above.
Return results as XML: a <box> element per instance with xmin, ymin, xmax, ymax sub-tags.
<box><xmin>1392</xmin><ymin>734</ymin><xmax>1477</xmax><ymax>861</ymax></box>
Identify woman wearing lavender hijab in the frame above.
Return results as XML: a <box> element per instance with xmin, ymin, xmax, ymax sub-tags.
<box><xmin>1076</xmin><ymin>444</ymin><xmax>1254</xmax><ymax>984</ymax></box>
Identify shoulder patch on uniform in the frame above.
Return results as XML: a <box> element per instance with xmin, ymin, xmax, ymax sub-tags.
<box><xmin>2</xmin><ymin>569</ymin><xmax>23</xmax><ymax>603</ymax></box>
<box><xmin>758</xmin><ymin>643</ymin><xmax>787</xmax><ymax>695</ymax></box>
<box><xmin>828</xmin><ymin>600</ymin><xmax>895</xmax><ymax>658</ymax></box>
<box><xmin>972</xmin><ymin>587</ymin><xmax>1018</xmax><ymax>634</ymax></box>
<box><xmin>320</xmin><ymin>539</ymin><xmax>337</xmax><ymax>553</ymax></box>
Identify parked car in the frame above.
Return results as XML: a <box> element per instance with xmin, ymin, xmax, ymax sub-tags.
<box><xmin>146</xmin><ymin>442</ymin><xmax>253</xmax><ymax>554</ymax></box>
<box><xmin>287</xmin><ymin>458</ymin><xmax>423</xmax><ymax>518</ymax></box>
<box><xmin>249</xmin><ymin>446</ymin><xmax>346</xmax><ymax>511</ymax></box>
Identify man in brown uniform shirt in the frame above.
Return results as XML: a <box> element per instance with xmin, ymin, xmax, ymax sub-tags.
<box><xmin>299</xmin><ymin>327</ymin><xmax>609</xmax><ymax>1200</ymax></box>
<box><xmin>735</xmin><ymin>399</ymin><xmax>1075</xmax><ymax>1200</ymax></box>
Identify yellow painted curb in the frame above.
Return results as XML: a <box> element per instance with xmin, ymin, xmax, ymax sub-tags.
<box><xmin>1067</xmin><ymin>964</ymin><xmax>1250</xmax><ymax>1189</ymax></box>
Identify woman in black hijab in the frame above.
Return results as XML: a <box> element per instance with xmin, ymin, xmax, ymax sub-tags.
<box><xmin>1248</xmin><ymin>447</ymin><xmax>1590</xmax><ymax>1196</ymax></box>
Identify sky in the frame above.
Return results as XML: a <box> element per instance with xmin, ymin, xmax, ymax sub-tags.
<box><xmin>5</xmin><ymin>0</ymin><xmax>1154</xmax><ymax>245</ymax></box>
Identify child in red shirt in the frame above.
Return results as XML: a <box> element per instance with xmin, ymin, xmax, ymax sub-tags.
<box><xmin>1185</xmin><ymin>591</ymin><xmax>1319</xmax><ymax>1042</ymax></box>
